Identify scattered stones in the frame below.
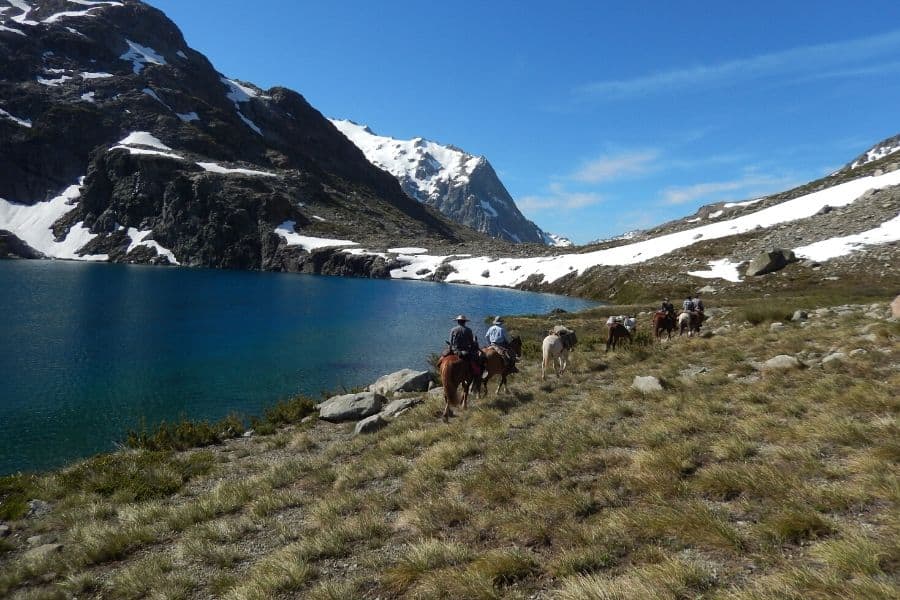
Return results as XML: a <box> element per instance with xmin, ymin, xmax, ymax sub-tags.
<box><xmin>762</xmin><ymin>355</ymin><xmax>801</xmax><ymax>370</ymax></box>
<box><xmin>318</xmin><ymin>392</ymin><xmax>385</xmax><ymax>423</ymax></box>
<box><xmin>746</xmin><ymin>249</ymin><xmax>798</xmax><ymax>276</ymax></box>
<box><xmin>769</xmin><ymin>322</ymin><xmax>786</xmax><ymax>332</ymax></box>
<box><xmin>380</xmin><ymin>397</ymin><xmax>423</xmax><ymax>419</ymax></box>
<box><xmin>679</xmin><ymin>366</ymin><xmax>709</xmax><ymax>379</ymax></box>
<box><xmin>791</xmin><ymin>310</ymin><xmax>808</xmax><ymax>322</ymax></box>
<box><xmin>353</xmin><ymin>414</ymin><xmax>388</xmax><ymax>435</ymax></box>
<box><xmin>632</xmin><ymin>376</ymin><xmax>663</xmax><ymax>393</ymax></box>
<box><xmin>368</xmin><ymin>369</ymin><xmax>434</xmax><ymax>395</ymax></box>
<box><xmin>26</xmin><ymin>500</ymin><xmax>50</xmax><ymax>518</ymax></box>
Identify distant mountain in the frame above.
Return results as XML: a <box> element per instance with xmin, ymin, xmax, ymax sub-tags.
<box><xmin>844</xmin><ymin>133</ymin><xmax>900</xmax><ymax>171</ymax></box>
<box><xmin>330</xmin><ymin>119</ymin><xmax>569</xmax><ymax>246</ymax></box>
<box><xmin>0</xmin><ymin>0</ymin><xmax>481</xmax><ymax>272</ymax></box>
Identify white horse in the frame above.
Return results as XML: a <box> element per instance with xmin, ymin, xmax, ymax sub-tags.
<box><xmin>542</xmin><ymin>326</ymin><xmax>576</xmax><ymax>380</ymax></box>
<box><xmin>678</xmin><ymin>311</ymin><xmax>700</xmax><ymax>337</ymax></box>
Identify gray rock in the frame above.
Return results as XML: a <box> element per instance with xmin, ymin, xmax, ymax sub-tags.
<box><xmin>769</xmin><ymin>322</ymin><xmax>786</xmax><ymax>332</ymax></box>
<box><xmin>27</xmin><ymin>534</ymin><xmax>56</xmax><ymax>546</ymax></box>
<box><xmin>318</xmin><ymin>392</ymin><xmax>385</xmax><ymax>422</ymax></box>
<box><xmin>23</xmin><ymin>543</ymin><xmax>63</xmax><ymax>562</ymax></box>
<box><xmin>368</xmin><ymin>369</ymin><xmax>434</xmax><ymax>395</ymax></box>
<box><xmin>632</xmin><ymin>376</ymin><xmax>663</xmax><ymax>393</ymax></box>
<box><xmin>697</xmin><ymin>285</ymin><xmax>717</xmax><ymax>294</ymax></box>
<box><xmin>892</xmin><ymin>294</ymin><xmax>900</xmax><ymax>318</ymax></box>
<box><xmin>241</xmin><ymin>429</ymin><xmax>254</xmax><ymax>438</ymax></box>
<box><xmin>849</xmin><ymin>348</ymin><xmax>868</xmax><ymax>357</ymax></box>
<box><xmin>822</xmin><ymin>352</ymin><xmax>847</xmax><ymax>365</ymax></box>
<box><xmin>746</xmin><ymin>249</ymin><xmax>798</xmax><ymax>276</ymax></box>
<box><xmin>762</xmin><ymin>355</ymin><xmax>801</xmax><ymax>370</ymax></box>
<box><xmin>791</xmin><ymin>310</ymin><xmax>808</xmax><ymax>322</ymax></box>
<box><xmin>354</xmin><ymin>414</ymin><xmax>388</xmax><ymax>435</ymax></box>
<box><xmin>381</xmin><ymin>397</ymin><xmax>423</xmax><ymax>419</ymax></box>
<box><xmin>0</xmin><ymin>524</ymin><xmax>10</xmax><ymax>538</ymax></box>
<box><xmin>26</xmin><ymin>500</ymin><xmax>50</xmax><ymax>518</ymax></box>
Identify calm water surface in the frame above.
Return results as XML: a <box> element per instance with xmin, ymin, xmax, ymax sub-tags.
<box><xmin>0</xmin><ymin>260</ymin><xmax>594</xmax><ymax>474</ymax></box>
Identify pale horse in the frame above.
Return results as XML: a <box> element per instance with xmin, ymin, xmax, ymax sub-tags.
<box><xmin>541</xmin><ymin>326</ymin><xmax>577</xmax><ymax>380</ymax></box>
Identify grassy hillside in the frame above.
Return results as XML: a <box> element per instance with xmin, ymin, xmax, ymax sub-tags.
<box><xmin>1</xmin><ymin>298</ymin><xmax>898</xmax><ymax>599</ymax></box>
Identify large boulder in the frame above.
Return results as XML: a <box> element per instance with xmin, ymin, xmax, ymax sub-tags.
<box><xmin>632</xmin><ymin>376</ymin><xmax>663</xmax><ymax>393</ymax></box>
<box><xmin>354</xmin><ymin>414</ymin><xmax>389</xmax><ymax>435</ymax></box>
<box><xmin>368</xmin><ymin>369</ymin><xmax>434</xmax><ymax>395</ymax></box>
<box><xmin>746</xmin><ymin>249</ymin><xmax>797</xmax><ymax>276</ymax></box>
<box><xmin>318</xmin><ymin>392</ymin><xmax>384</xmax><ymax>422</ymax></box>
<box><xmin>762</xmin><ymin>355</ymin><xmax>801</xmax><ymax>370</ymax></box>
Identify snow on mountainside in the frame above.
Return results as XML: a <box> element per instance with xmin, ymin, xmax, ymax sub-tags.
<box><xmin>0</xmin><ymin>0</ymin><xmax>479</xmax><ymax>269</ymax></box>
<box><xmin>294</xmin><ymin>163</ymin><xmax>900</xmax><ymax>292</ymax></box>
<box><xmin>330</xmin><ymin>119</ymin><xmax>563</xmax><ymax>245</ymax></box>
<box><xmin>845</xmin><ymin>133</ymin><xmax>900</xmax><ymax>170</ymax></box>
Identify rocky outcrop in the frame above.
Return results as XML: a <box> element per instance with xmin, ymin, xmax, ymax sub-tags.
<box><xmin>746</xmin><ymin>249</ymin><xmax>797</xmax><ymax>276</ymax></box>
<box><xmin>632</xmin><ymin>375</ymin><xmax>663</xmax><ymax>393</ymax></box>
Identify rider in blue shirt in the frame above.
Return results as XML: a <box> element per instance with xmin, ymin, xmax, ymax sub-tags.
<box><xmin>485</xmin><ymin>317</ymin><xmax>518</xmax><ymax>373</ymax></box>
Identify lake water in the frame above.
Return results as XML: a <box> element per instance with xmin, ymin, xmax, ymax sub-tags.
<box><xmin>0</xmin><ymin>260</ymin><xmax>594</xmax><ymax>475</ymax></box>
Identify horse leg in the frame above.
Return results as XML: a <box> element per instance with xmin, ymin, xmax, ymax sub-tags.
<box><xmin>497</xmin><ymin>374</ymin><xmax>506</xmax><ymax>394</ymax></box>
<box><xmin>542</xmin><ymin>354</ymin><xmax>549</xmax><ymax>380</ymax></box>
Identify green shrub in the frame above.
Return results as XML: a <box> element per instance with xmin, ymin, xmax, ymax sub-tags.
<box><xmin>0</xmin><ymin>473</ymin><xmax>38</xmax><ymax>520</ymax></box>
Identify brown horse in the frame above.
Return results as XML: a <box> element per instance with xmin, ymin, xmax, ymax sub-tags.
<box><xmin>438</xmin><ymin>354</ymin><xmax>480</xmax><ymax>422</ymax></box>
<box><xmin>480</xmin><ymin>335</ymin><xmax>522</xmax><ymax>395</ymax></box>
<box><xmin>605</xmin><ymin>323</ymin><xmax>631</xmax><ymax>352</ymax></box>
<box><xmin>652</xmin><ymin>311</ymin><xmax>675</xmax><ymax>340</ymax></box>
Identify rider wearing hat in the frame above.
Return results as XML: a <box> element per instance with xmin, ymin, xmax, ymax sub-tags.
<box><xmin>449</xmin><ymin>314</ymin><xmax>479</xmax><ymax>358</ymax></box>
<box><xmin>660</xmin><ymin>297</ymin><xmax>675</xmax><ymax>317</ymax></box>
<box><xmin>485</xmin><ymin>316</ymin><xmax>518</xmax><ymax>374</ymax></box>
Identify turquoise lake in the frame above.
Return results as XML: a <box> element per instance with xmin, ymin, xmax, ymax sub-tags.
<box><xmin>0</xmin><ymin>260</ymin><xmax>594</xmax><ymax>475</ymax></box>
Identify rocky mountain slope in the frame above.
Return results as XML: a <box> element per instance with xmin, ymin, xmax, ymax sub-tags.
<box><xmin>330</xmin><ymin>119</ymin><xmax>571</xmax><ymax>246</ymax></box>
<box><xmin>0</xmin><ymin>0</ymin><xmax>489</xmax><ymax>271</ymax></box>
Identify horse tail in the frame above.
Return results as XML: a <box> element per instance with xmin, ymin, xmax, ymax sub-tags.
<box><xmin>440</xmin><ymin>358</ymin><xmax>459</xmax><ymax>407</ymax></box>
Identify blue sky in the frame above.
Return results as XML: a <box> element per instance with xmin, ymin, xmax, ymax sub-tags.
<box><xmin>147</xmin><ymin>0</ymin><xmax>900</xmax><ymax>244</ymax></box>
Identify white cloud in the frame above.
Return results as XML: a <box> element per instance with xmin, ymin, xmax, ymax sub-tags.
<box><xmin>577</xmin><ymin>29</ymin><xmax>900</xmax><ymax>99</ymax></box>
<box><xmin>518</xmin><ymin>188</ymin><xmax>605</xmax><ymax>213</ymax></box>
<box><xmin>572</xmin><ymin>149</ymin><xmax>660</xmax><ymax>183</ymax></box>
<box><xmin>661</xmin><ymin>174</ymin><xmax>796</xmax><ymax>205</ymax></box>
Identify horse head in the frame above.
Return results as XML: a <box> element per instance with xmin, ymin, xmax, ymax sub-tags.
<box><xmin>509</xmin><ymin>335</ymin><xmax>523</xmax><ymax>357</ymax></box>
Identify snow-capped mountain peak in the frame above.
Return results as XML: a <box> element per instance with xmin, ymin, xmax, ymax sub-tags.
<box><xmin>330</xmin><ymin>118</ymin><xmax>560</xmax><ymax>245</ymax></box>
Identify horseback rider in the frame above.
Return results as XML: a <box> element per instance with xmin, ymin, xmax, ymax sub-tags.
<box><xmin>485</xmin><ymin>316</ymin><xmax>519</xmax><ymax>374</ymax></box>
<box><xmin>660</xmin><ymin>297</ymin><xmax>675</xmax><ymax>318</ymax></box>
<box><xmin>449</xmin><ymin>314</ymin><xmax>483</xmax><ymax>376</ymax></box>
<box><xmin>682</xmin><ymin>296</ymin><xmax>695</xmax><ymax>313</ymax></box>
<box><xmin>693</xmin><ymin>293</ymin><xmax>706</xmax><ymax>326</ymax></box>
<box><xmin>624</xmin><ymin>315</ymin><xmax>637</xmax><ymax>334</ymax></box>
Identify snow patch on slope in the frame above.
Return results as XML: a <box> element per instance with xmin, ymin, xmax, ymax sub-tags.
<box><xmin>126</xmin><ymin>227</ymin><xmax>178</xmax><ymax>264</ymax></box>
<box><xmin>0</xmin><ymin>182</ymin><xmax>107</xmax><ymax>260</ymax></box>
<box><xmin>0</xmin><ymin>107</ymin><xmax>32</xmax><ymax>127</ymax></box>
<box><xmin>687</xmin><ymin>259</ymin><xmax>743</xmax><ymax>283</ymax></box>
<box><xmin>794</xmin><ymin>213</ymin><xmax>900</xmax><ymax>261</ymax></box>
<box><xmin>197</xmin><ymin>162</ymin><xmax>275</xmax><ymax>177</ymax></box>
<box><xmin>119</xmin><ymin>39</ymin><xmax>166</xmax><ymax>74</ymax></box>
<box><xmin>273</xmin><ymin>221</ymin><xmax>357</xmax><ymax>250</ymax></box>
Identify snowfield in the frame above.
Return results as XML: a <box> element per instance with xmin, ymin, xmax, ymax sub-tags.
<box><xmin>795</xmin><ymin>213</ymin><xmax>900</xmax><ymax>262</ymax></box>
<box><xmin>274</xmin><ymin>221</ymin><xmax>358</xmax><ymax>251</ymax></box>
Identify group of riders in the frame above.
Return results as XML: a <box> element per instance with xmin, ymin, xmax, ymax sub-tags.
<box><xmin>447</xmin><ymin>314</ymin><xmax>519</xmax><ymax>376</ymax></box>
<box><xmin>444</xmin><ymin>292</ymin><xmax>707</xmax><ymax>378</ymax></box>
<box><xmin>658</xmin><ymin>293</ymin><xmax>706</xmax><ymax>327</ymax></box>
